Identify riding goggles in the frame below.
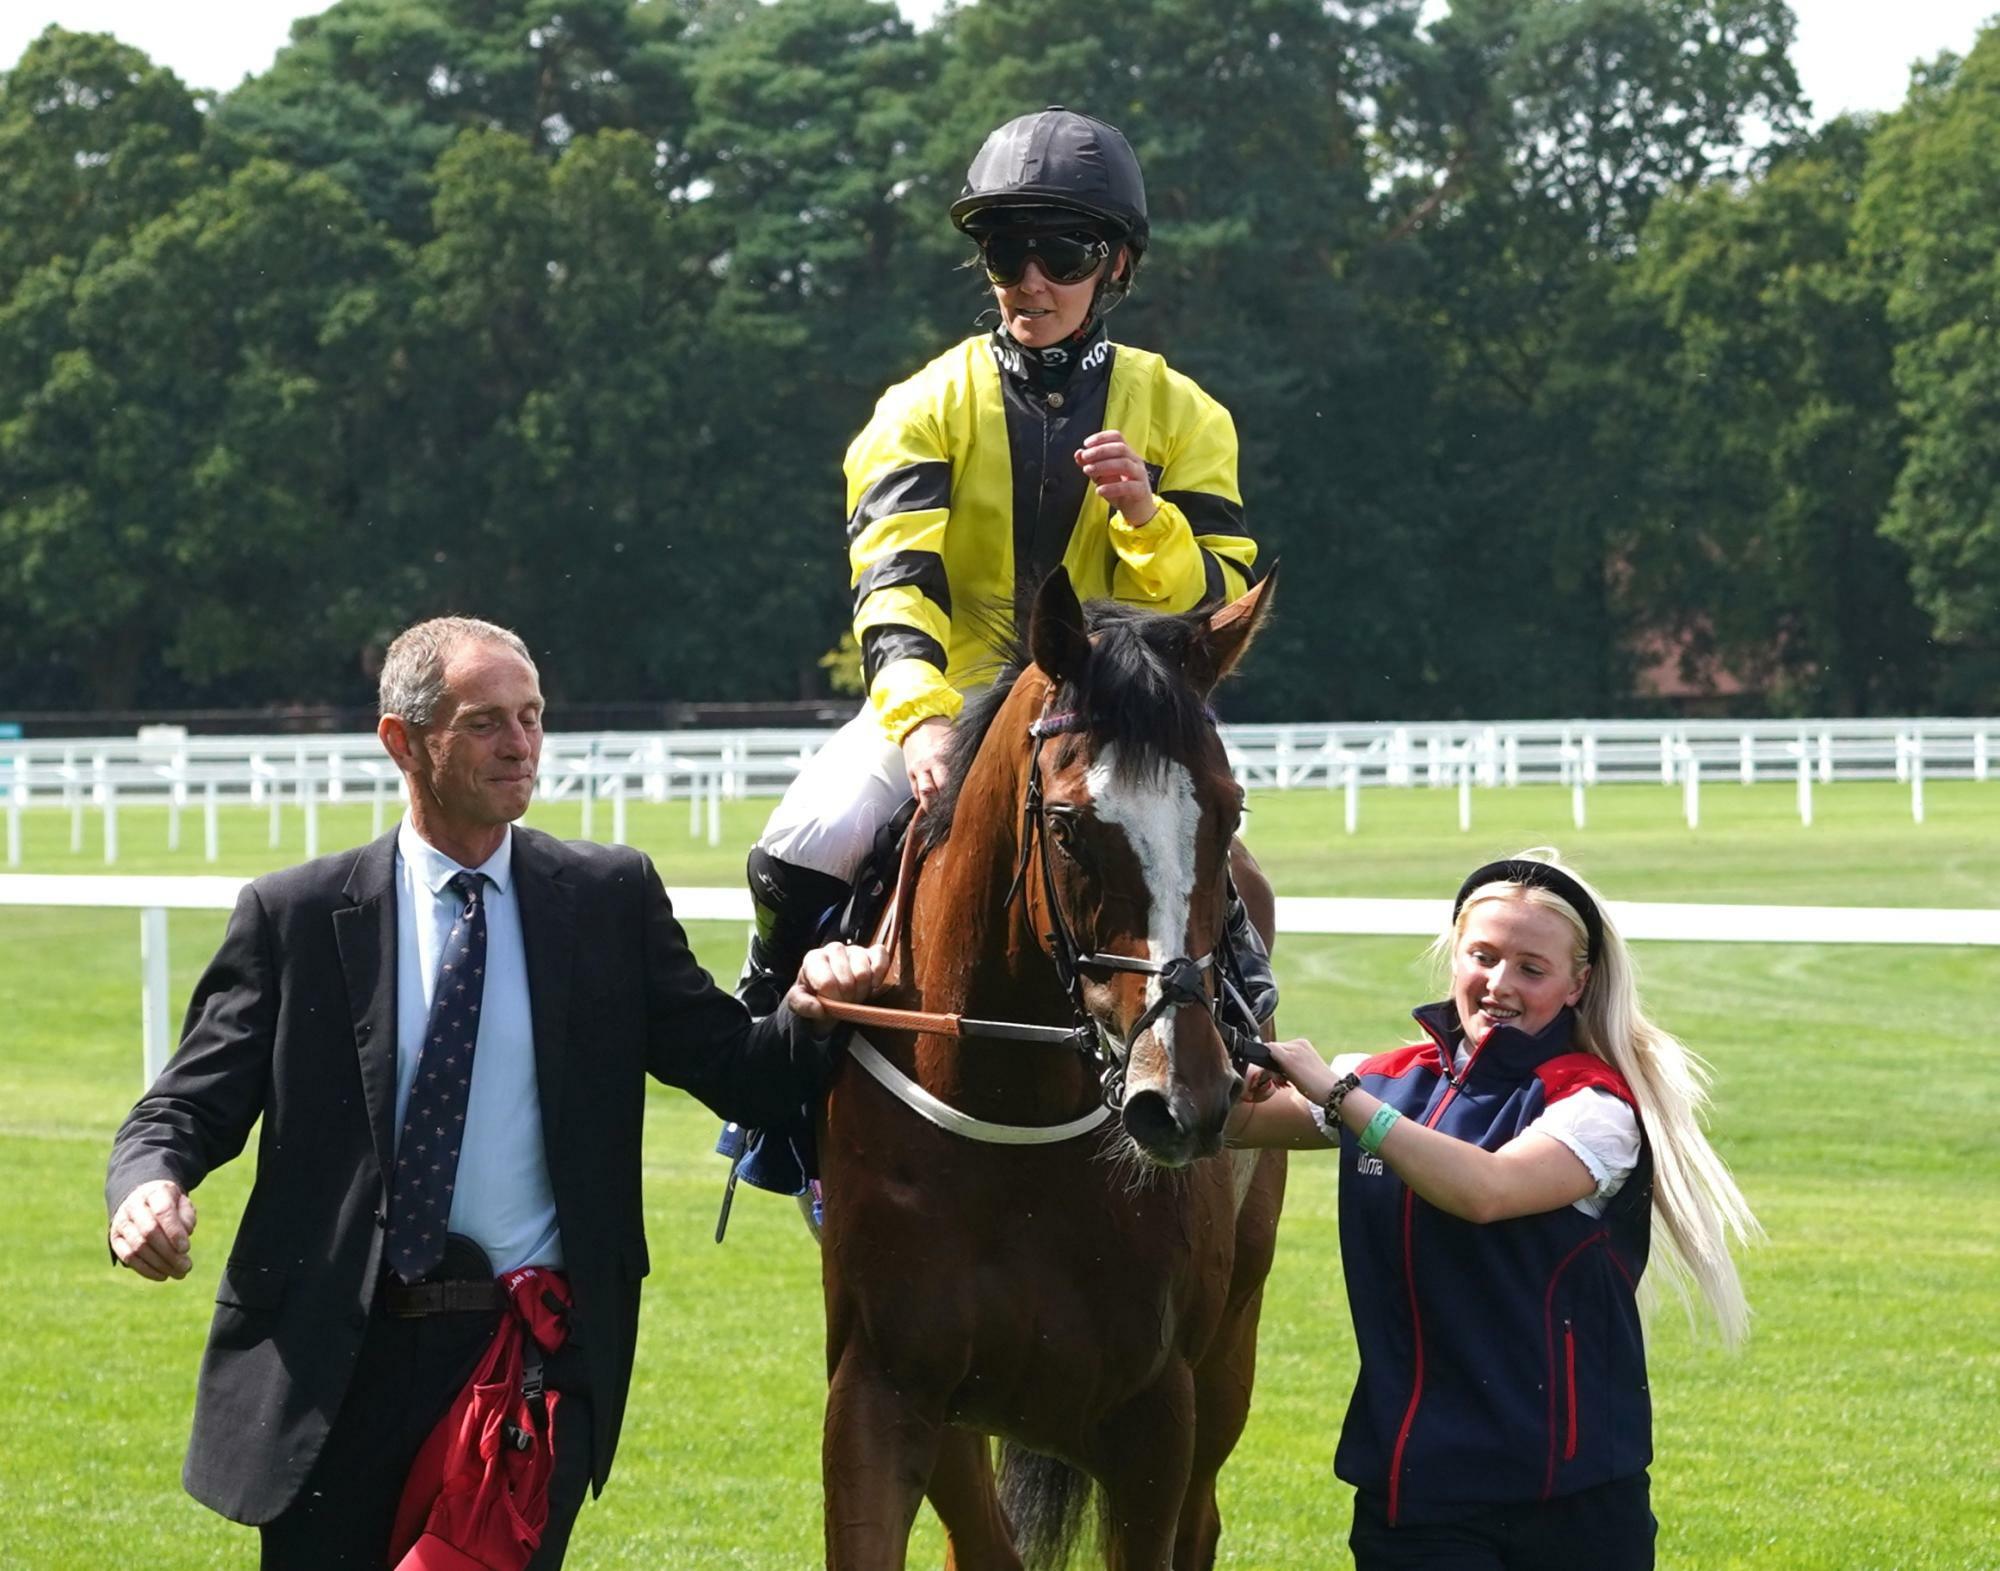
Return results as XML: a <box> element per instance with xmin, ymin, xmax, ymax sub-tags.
<box><xmin>977</xmin><ymin>230</ymin><xmax>1112</xmax><ymax>287</ymax></box>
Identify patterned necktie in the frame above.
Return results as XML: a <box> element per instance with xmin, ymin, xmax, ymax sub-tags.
<box><xmin>387</xmin><ymin>870</ymin><xmax>488</xmax><ymax>1282</ymax></box>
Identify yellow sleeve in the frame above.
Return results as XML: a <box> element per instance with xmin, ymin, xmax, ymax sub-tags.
<box><xmin>845</xmin><ymin>387</ymin><xmax>963</xmax><ymax>743</ymax></box>
<box><xmin>1110</xmin><ymin>399</ymin><xmax>1257</xmax><ymax>610</ymax></box>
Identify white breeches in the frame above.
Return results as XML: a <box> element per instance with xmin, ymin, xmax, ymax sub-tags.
<box><xmin>756</xmin><ymin>707</ymin><xmax>912</xmax><ymax>882</ymax></box>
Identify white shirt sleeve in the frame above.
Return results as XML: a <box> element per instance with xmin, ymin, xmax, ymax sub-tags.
<box><xmin>1528</xmin><ymin>1088</ymin><xmax>1642</xmax><ymax>1217</ymax></box>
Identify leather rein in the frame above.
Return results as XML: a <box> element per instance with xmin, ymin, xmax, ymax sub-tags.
<box><xmin>815</xmin><ymin>701</ymin><xmax>1270</xmax><ymax>1114</ymax></box>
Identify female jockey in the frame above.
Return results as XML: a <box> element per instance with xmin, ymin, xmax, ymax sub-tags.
<box><xmin>739</xmin><ymin>106</ymin><xmax>1271</xmax><ymax>1021</ymax></box>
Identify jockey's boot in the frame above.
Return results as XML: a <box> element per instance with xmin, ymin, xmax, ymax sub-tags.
<box><xmin>1224</xmin><ymin>889</ymin><xmax>1280</xmax><ymax>1030</ymax></box>
<box><xmin>737</xmin><ymin>845</ymin><xmax>853</xmax><ymax>1018</ymax></box>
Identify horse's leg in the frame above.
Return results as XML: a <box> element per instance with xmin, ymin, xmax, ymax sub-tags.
<box><xmin>1091</xmin><ymin>1369</ymin><xmax>1197</xmax><ymax>1571</ymax></box>
<box><xmin>928</xmin><ymin>1428</ymin><xmax>1023</xmax><ymax>1571</ymax></box>
<box><xmin>1173</xmin><ymin>1153</ymin><xmax>1287</xmax><ymax>1568</ymax></box>
<box><xmin>825</xmin><ymin>1346</ymin><xmax>946</xmax><ymax>1571</ymax></box>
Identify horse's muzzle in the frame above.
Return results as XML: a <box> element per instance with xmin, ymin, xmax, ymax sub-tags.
<box><xmin>1120</xmin><ymin>1073</ymin><xmax>1242</xmax><ymax>1167</ymax></box>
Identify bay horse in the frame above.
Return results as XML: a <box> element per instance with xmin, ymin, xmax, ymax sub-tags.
<box><xmin>817</xmin><ymin>568</ymin><xmax>1285</xmax><ymax>1570</ymax></box>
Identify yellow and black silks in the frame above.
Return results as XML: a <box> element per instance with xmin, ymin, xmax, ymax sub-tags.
<box><xmin>846</xmin><ymin>331</ymin><xmax>1260</xmax><ymax>744</ymax></box>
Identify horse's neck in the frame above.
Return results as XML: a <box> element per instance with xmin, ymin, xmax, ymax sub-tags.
<box><xmin>896</xmin><ymin>734</ymin><xmax>1092</xmax><ymax>1118</ymax></box>
<box><xmin>905</xmin><ymin>767</ymin><xmax>1058</xmax><ymax>1018</ymax></box>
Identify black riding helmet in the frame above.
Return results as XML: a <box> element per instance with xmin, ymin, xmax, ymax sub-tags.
<box><xmin>951</xmin><ymin>107</ymin><xmax>1149</xmax><ymax>321</ymax></box>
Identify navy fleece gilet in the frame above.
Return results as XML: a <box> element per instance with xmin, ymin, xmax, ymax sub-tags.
<box><xmin>1334</xmin><ymin>1004</ymin><xmax>1654</xmax><ymax>1526</ymax></box>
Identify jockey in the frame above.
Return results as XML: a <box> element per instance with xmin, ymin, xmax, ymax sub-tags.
<box><xmin>739</xmin><ymin>106</ymin><xmax>1274</xmax><ymax>1026</ymax></box>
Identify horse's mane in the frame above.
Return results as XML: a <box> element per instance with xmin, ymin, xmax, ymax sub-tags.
<box><xmin>918</xmin><ymin>598</ymin><xmax>1221</xmax><ymax>851</ymax></box>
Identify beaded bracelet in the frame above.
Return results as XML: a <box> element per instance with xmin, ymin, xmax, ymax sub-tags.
<box><xmin>1320</xmin><ymin>1071</ymin><xmax>1362</xmax><ymax>1130</ymax></box>
<box><xmin>1358</xmin><ymin>1104</ymin><xmax>1402</xmax><ymax>1155</ymax></box>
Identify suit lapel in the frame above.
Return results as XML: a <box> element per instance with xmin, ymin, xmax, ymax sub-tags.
<box><xmin>334</xmin><ymin>829</ymin><xmax>402</xmax><ymax>1183</ymax></box>
<box><xmin>514</xmin><ymin>828</ymin><xmax>575</xmax><ymax>1143</ymax></box>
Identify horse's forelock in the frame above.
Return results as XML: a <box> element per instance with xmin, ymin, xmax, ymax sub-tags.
<box><xmin>917</xmin><ymin>597</ymin><xmax>1226</xmax><ymax>850</ymax></box>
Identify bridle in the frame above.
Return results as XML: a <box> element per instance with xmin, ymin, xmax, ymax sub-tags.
<box><xmin>817</xmin><ymin>698</ymin><xmax>1270</xmax><ymax>1116</ymax></box>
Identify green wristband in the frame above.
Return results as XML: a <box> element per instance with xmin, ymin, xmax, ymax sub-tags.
<box><xmin>1358</xmin><ymin>1104</ymin><xmax>1402</xmax><ymax>1155</ymax></box>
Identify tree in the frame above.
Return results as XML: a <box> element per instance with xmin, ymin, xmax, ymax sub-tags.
<box><xmin>1366</xmin><ymin>0</ymin><xmax>1808</xmax><ymax>713</ymax></box>
<box><xmin>0</xmin><ymin>160</ymin><xmax>410</xmax><ymax>706</ymax></box>
<box><xmin>0</xmin><ymin>27</ymin><xmax>206</xmax><ymax>296</ymax></box>
<box><xmin>1854</xmin><ymin>25</ymin><xmax>2000</xmax><ymax>695</ymax></box>
<box><xmin>1585</xmin><ymin>119</ymin><xmax>1927</xmax><ymax>713</ymax></box>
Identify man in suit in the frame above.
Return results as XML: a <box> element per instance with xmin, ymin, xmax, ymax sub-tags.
<box><xmin>106</xmin><ymin>615</ymin><xmax>884</xmax><ymax>1569</ymax></box>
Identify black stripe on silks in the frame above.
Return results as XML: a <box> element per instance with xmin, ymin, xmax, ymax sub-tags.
<box><xmin>862</xmin><ymin>625</ymin><xmax>948</xmax><ymax>686</ymax></box>
<box><xmin>1201</xmin><ymin>547</ymin><xmax>1226</xmax><ymax>605</ymax></box>
<box><xmin>853</xmin><ymin>550</ymin><xmax>952</xmax><ymax>619</ymax></box>
<box><xmin>846</xmin><ymin>460</ymin><xmax>952</xmax><ymax>543</ymax></box>
<box><xmin>1144</xmin><ymin>461</ymin><xmax>1164</xmax><ymax>494</ymax></box>
<box><xmin>1160</xmin><ymin>488</ymin><xmax>1247</xmax><ymax>539</ymax></box>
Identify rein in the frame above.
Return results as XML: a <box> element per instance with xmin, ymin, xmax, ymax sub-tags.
<box><xmin>814</xmin><ymin>698</ymin><xmax>1270</xmax><ymax>1130</ymax></box>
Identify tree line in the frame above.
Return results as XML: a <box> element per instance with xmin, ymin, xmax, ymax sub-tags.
<box><xmin>3</xmin><ymin>0</ymin><xmax>1996</xmax><ymax>721</ymax></box>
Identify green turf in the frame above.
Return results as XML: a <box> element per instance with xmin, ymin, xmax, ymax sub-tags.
<box><xmin>3</xmin><ymin>787</ymin><xmax>1998</xmax><ymax>1567</ymax></box>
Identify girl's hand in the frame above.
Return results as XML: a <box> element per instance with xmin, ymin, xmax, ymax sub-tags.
<box><xmin>1262</xmin><ymin>1037</ymin><xmax>1337</xmax><ymax>1103</ymax></box>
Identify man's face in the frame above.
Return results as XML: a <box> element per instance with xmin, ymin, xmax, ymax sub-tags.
<box><xmin>408</xmin><ymin>640</ymin><xmax>544</xmax><ymax>834</ymax></box>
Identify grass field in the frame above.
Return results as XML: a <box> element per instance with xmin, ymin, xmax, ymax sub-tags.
<box><xmin>3</xmin><ymin>781</ymin><xmax>1998</xmax><ymax>1568</ymax></box>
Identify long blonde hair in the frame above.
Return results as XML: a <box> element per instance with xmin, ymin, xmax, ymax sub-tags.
<box><xmin>1435</xmin><ymin>849</ymin><xmax>1762</xmax><ymax>1346</ymax></box>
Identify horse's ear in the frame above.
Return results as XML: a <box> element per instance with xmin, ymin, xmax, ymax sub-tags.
<box><xmin>1029</xmin><ymin>567</ymin><xmax>1090</xmax><ymax>685</ymax></box>
<box><xmin>1189</xmin><ymin>564</ymin><xmax>1277</xmax><ymax>695</ymax></box>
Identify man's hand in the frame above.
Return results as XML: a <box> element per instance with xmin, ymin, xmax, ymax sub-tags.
<box><xmin>1076</xmin><ymin>430</ymin><xmax>1158</xmax><ymax>526</ymax></box>
<box><xmin>786</xmin><ymin>941</ymin><xmax>891</xmax><ymax>1023</ymax></box>
<box><xmin>110</xmin><ymin>1179</ymin><xmax>197</xmax><ymax>1281</ymax></box>
<box><xmin>901</xmin><ymin>716</ymin><xmax>953</xmax><ymax>807</ymax></box>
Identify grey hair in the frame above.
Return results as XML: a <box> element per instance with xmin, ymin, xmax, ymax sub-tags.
<box><xmin>378</xmin><ymin>616</ymin><xmax>535</xmax><ymax>725</ymax></box>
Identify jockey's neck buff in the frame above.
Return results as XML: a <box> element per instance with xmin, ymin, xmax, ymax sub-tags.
<box><xmin>989</xmin><ymin>320</ymin><xmax>1108</xmax><ymax>397</ymax></box>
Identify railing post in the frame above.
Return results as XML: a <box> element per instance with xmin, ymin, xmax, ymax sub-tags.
<box><xmin>141</xmin><ymin>906</ymin><xmax>171</xmax><ymax>1086</ymax></box>
<box><xmin>1344</xmin><ymin>758</ymin><xmax>1359</xmax><ymax>835</ymax></box>
<box><xmin>1911</xmin><ymin>733</ymin><xmax>1925</xmax><ymax>825</ymax></box>
<box><xmin>1683</xmin><ymin>754</ymin><xmax>1701</xmax><ymax>830</ymax></box>
<box><xmin>1740</xmin><ymin>733</ymin><xmax>1754</xmax><ymax>787</ymax></box>
<box><xmin>1796</xmin><ymin>749</ymin><xmax>1813</xmax><ymax>828</ymax></box>
<box><xmin>104</xmin><ymin>783</ymin><xmax>120</xmax><ymax>865</ymax></box>
<box><xmin>611</xmin><ymin>772</ymin><xmax>628</xmax><ymax>846</ymax></box>
<box><xmin>205</xmin><ymin>779</ymin><xmax>220</xmax><ymax>863</ymax></box>
<box><xmin>6</xmin><ymin>759</ymin><xmax>22</xmax><ymax>867</ymax></box>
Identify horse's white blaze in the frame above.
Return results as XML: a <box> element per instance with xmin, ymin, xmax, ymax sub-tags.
<box><xmin>1085</xmin><ymin>745</ymin><xmax>1200</xmax><ymax>1062</ymax></box>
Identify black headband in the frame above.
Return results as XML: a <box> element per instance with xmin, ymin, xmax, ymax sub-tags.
<box><xmin>1452</xmin><ymin>859</ymin><xmax>1603</xmax><ymax>964</ymax></box>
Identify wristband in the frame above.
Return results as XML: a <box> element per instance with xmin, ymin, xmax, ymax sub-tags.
<box><xmin>1358</xmin><ymin>1104</ymin><xmax>1402</xmax><ymax>1155</ymax></box>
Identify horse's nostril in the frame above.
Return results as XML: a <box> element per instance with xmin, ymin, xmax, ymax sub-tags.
<box><xmin>1121</xmin><ymin>1089</ymin><xmax>1181</xmax><ymax>1152</ymax></box>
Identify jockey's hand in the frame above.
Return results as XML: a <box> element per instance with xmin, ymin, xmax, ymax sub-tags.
<box><xmin>787</xmin><ymin>941</ymin><xmax>891</xmax><ymax>1023</ymax></box>
<box><xmin>110</xmin><ymin>1178</ymin><xmax>197</xmax><ymax>1281</ymax></box>
<box><xmin>1076</xmin><ymin>431</ymin><xmax>1158</xmax><ymax>526</ymax></box>
<box><xmin>901</xmin><ymin>716</ymin><xmax>953</xmax><ymax>808</ymax></box>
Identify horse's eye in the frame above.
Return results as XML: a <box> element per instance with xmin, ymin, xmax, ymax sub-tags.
<box><xmin>1047</xmin><ymin>812</ymin><xmax>1083</xmax><ymax>862</ymax></box>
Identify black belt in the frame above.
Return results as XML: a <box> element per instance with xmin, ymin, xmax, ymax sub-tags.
<box><xmin>382</xmin><ymin>1277</ymin><xmax>504</xmax><ymax>1317</ymax></box>
<box><xmin>381</xmin><ymin>1234</ymin><xmax>501</xmax><ymax>1317</ymax></box>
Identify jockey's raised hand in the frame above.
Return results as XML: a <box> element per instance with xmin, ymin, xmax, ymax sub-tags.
<box><xmin>1076</xmin><ymin>430</ymin><xmax>1158</xmax><ymax>525</ymax></box>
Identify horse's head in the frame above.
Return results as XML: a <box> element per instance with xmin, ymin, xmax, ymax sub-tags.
<box><xmin>1021</xmin><ymin>566</ymin><xmax>1275</xmax><ymax>1168</ymax></box>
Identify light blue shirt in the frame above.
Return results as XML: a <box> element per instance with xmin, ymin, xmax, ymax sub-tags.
<box><xmin>394</xmin><ymin>817</ymin><xmax>561</xmax><ymax>1272</ymax></box>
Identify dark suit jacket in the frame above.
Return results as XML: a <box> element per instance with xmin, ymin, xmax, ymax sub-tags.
<box><xmin>106</xmin><ymin>825</ymin><xmax>828</xmax><ymax>1525</ymax></box>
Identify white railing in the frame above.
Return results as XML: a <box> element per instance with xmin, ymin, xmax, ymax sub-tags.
<box><xmin>5</xmin><ymin>716</ymin><xmax>1996</xmax><ymax>865</ymax></box>
<box><xmin>7</xmin><ymin>874</ymin><xmax>1997</xmax><ymax>1091</ymax></box>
